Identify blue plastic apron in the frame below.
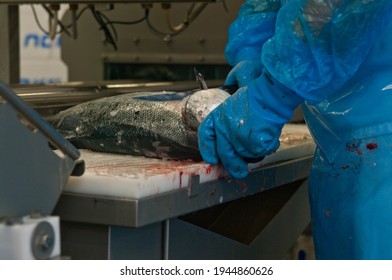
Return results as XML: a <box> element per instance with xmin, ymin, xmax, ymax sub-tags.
<box><xmin>303</xmin><ymin>21</ymin><xmax>392</xmax><ymax>259</ymax></box>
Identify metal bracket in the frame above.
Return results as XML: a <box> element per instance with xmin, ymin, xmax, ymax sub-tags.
<box><xmin>0</xmin><ymin>80</ymin><xmax>84</xmax><ymax>218</ymax></box>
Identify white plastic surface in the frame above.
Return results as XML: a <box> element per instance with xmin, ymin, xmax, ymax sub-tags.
<box><xmin>64</xmin><ymin>124</ymin><xmax>316</xmax><ymax>199</ymax></box>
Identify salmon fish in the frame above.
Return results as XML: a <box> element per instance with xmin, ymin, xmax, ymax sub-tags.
<box><xmin>49</xmin><ymin>88</ymin><xmax>230</xmax><ymax>160</ymax></box>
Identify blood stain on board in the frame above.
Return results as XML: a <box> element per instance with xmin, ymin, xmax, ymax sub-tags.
<box><xmin>205</xmin><ymin>165</ymin><xmax>214</xmax><ymax>174</ymax></box>
<box><xmin>179</xmin><ymin>171</ymin><xmax>183</xmax><ymax>188</ymax></box>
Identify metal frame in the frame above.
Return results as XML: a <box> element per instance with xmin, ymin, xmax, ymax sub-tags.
<box><xmin>0</xmin><ymin>79</ymin><xmax>82</xmax><ymax>219</ymax></box>
<box><xmin>0</xmin><ymin>102</ymin><xmax>77</xmax><ymax>219</ymax></box>
<box><xmin>58</xmin><ymin>178</ymin><xmax>311</xmax><ymax>260</ymax></box>
<box><xmin>157</xmin><ymin>181</ymin><xmax>310</xmax><ymax>260</ymax></box>
<box><xmin>0</xmin><ymin>5</ymin><xmax>19</xmax><ymax>84</ymax></box>
<box><xmin>107</xmin><ymin>180</ymin><xmax>311</xmax><ymax>260</ymax></box>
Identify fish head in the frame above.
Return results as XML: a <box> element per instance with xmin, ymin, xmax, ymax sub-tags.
<box><xmin>182</xmin><ymin>88</ymin><xmax>230</xmax><ymax>131</ymax></box>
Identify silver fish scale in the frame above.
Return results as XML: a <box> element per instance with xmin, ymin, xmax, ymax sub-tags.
<box><xmin>114</xmin><ymin>95</ymin><xmax>192</xmax><ymax>146</ymax></box>
<box><xmin>50</xmin><ymin>92</ymin><xmax>194</xmax><ymax>159</ymax></box>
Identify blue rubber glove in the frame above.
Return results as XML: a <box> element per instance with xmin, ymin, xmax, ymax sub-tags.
<box><xmin>225</xmin><ymin>47</ymin><xmax>262</xmax><ymax>88</ymax></box>
<box><xmin>198</xmin><ymin>70</ymin><xmax>304</xmax><ymax>179</ymax></box>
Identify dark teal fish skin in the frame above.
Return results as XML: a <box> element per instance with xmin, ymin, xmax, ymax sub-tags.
<box><xmin>49</xmin><ymin>89</ymin><xmax>229</xmax><ymax>160</ymax></box>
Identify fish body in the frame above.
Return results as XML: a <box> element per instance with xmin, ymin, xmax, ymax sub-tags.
<box><xmin>50</xmin><ymin>88</ymin><xmax>230</xmax><ymax>160</ymax></box>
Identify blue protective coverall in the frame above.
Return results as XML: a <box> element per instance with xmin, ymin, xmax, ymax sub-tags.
<box><xmin>197</xmin><ymin>0</ymin><xmax>392</xmax><ymax>259</ymax></box>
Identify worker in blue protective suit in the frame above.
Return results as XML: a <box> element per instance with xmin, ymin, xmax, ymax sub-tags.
<box><xmin>197</xmin><ymin>0</ymin><xmax>392</xmax><ymax>259</ymax></box>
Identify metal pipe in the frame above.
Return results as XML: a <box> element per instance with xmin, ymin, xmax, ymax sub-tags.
<box><xmin>9</xmin><ymin>80</ymin><xmax>225</xmax><ymax>111</ymax></box>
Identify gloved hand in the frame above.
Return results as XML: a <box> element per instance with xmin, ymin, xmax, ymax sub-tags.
<box><xmin>198</xmin><ymin>70</ymin><xmax>304</xmax><ymax>179</ymax></box>
<box><xmin>225</xmin><ymin>47</ymin><xmax>262</xmax><ymax>88</ymax></box>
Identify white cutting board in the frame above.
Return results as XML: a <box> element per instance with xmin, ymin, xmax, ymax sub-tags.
<box><xmin>64</xmin><ymin>124</ymin><xmax>316</xmax><ymax>199</ymax></box>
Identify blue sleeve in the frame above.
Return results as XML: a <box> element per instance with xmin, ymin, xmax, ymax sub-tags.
<box><xmin>262</xmin><ymin>0</ymin><xmax>392</xmax><ymax>104</ymax></box>
<box><xmin>225</xmin><ymin>0</ymin><xmax>283</xmax><ymax>66</ymax></box>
